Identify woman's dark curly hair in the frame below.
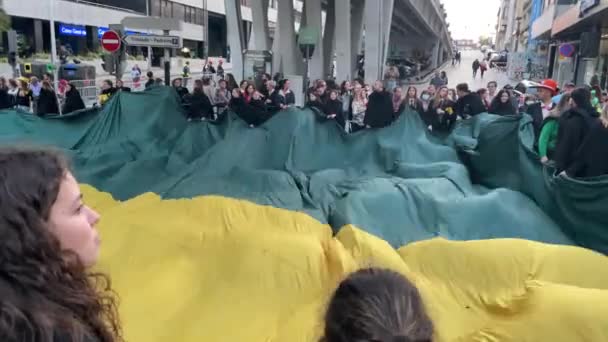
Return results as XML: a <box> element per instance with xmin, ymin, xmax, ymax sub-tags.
<box><xmin>322</xmin><ymin>268</ymin><xmax>433</xmax><ymax>342</ymax></box>
<box><xmin>0</xmin><ymin>147</ymin><xmax>121</xmax><ymax>342</ymax></box>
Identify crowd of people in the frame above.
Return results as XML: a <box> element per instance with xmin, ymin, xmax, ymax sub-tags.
<box><xmin>2</xmin><ymin>63</ymin><xmax>607</xmax><ymax>178</ymax></box>
<box><xmin>0</xmin><ymin>74</ymin><xmax>79</xmax><ymax>115</ymax></box>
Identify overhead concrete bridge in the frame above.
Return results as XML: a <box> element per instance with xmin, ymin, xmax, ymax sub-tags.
<box><xmin>226</xmin><ymin>0</ymin><xmax>453</xmax><ymax>84</ymax></box>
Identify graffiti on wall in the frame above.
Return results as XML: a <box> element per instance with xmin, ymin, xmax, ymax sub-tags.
<box><xmin>507</xmin><ymin>52</ymin><xmax>547</xmax><ymax>81</ymax></box>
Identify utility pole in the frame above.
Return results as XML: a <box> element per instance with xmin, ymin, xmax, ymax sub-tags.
<box><xmin>49</xmin><ymin>0</ymin><xmax>59</xmax><ymax>90</ymax></box>
<box><xmin>203</xmin><ymin>0</ymin><xmax>209</xmax><ymax>58</ymax></box>
<box><xmin>146</xmin><ymin>0</ymin><xmax>152</xmax><ymax>71</ymax></box>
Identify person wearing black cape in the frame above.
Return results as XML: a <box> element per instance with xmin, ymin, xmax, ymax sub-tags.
<box><xmin>0</xmin><ymin>77</ymin><xmax>11</xmax><ymax>110</ymax></box>
<box><xmin>36</xmin><ymin>81</ymin><xmax>59</xmax><ymax>116</ymax></box>
<box><xmin>454</xmin><ymin>83</ymin><xmax>486</xmax><ymax>119</ymax></box>
<box><xmin>488</xmin><ymin>90</ymin><xmax>517</xmax><ymax>116</ymax></box>
<box><xmin>323</xmin><ymin>89</ymin><xmax>344</xmax><ymax>125</ymax></box>
<box><xmin>554</xmin><ymin>87</ymin><xmax>596</xmax><ymax>177</ymax></box>
<box><xmin>62</xmin><ymin>83</ymin><xmax>85</xmax><ymax>114</ymax></box>
<box><xmin>364</xmin><ymin>81</ymin><xmax>394</xmax><ymax>129</ymax></box>
<box><xmin>185</xmin><ymin>79</ymin><xmax>214</xmax><ymax>121</ymax></box>
<box><xmin>232</xmin><ymin>90</ymin><xmax>269</xmax><ymax>127</ymax></box>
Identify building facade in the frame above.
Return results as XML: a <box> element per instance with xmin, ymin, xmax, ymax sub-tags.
<box><xmin>495</xmin><ymin>0</ymin><xmax>518</xmax><ymax>51</ymax></box>
<box><xmin>530</xmin><ymin>0</ymin><xmax>608</xmax><ymax>88</ymax></box>
<box><xmin>1</xmin><ymin>0</ymin><xmax>283</xmax><ymax>64</ymax></box>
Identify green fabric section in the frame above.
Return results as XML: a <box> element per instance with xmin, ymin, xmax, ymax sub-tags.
<box><xmin>538</xmin><ymin>119</ymin><xmax>558</xmax><ymax>157</ymax></box>
<box><xmin>1</xmin><ymin>87</ymin><xmax>606</xmax><ymax>253</ymax></box>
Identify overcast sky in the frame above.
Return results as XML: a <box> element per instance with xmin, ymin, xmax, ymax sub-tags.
<box><xmin>442</xmin><ymin>0</ymin><xmax>501</xmax><ymax>40</ymax></box>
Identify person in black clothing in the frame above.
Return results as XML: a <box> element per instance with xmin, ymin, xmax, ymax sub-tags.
<box><xmin>554</xmin><ymin>87</ymin><xmax>595</xmax><ymax>177</ymax></box>
<box><xmin>245</xmin><ymin>91</ymin><xmax>271</xmax><ymax>127</ymax></box>
<box><xmin>185</xmin><ymin>79</ymin><xmax>214</xmax><ymax>121</ymax></box>
<box><xmin>225</xmin><ymin>73</ymin><xmax>239</xmax><ymax>92</ymax></box>
<box><xmin>265</xmin><ymin>80</ymin><xmax>279</xmax><ymax>113</ymax></box>
<box><xmin>0</xmin><ymin>77</ymin><xmax>11</xmax><ymax>110</ymax></box>
<box><xmin>306</xmin><ymin>88</ymin><xmax>325</xmax><ymax>113</ymax></box>
<box><xmin>62</xmin><ymin>83</ymin><xmax>85</xmax><ymax>114</ymax></box>
<box><xmin>428</xmin><ymin>86</ymin><xmax>457</xmax><ymax>132</ymax></box>
<box><xmin>217</xmin><ymin>59</ymin><xmax>225</xmax><ymax>79</ymax></box>
<box><xmin>15</xmin><ymin>80</ymin><xmax>33</xmax><ymax>112</ymax></box>
<box><xmin>115</xmin><ymin>79</ymin><xmax>131</xmax><ymax>92</ymax></box>
<box><xmin>472</xmin><ymin>59</ymin><xmax>481</xmax><ymax>78</ymax></box>
<box><xmin>323</xmin><ymin>89</ymin><xmax>344</xmax><ymax>123</ymax></box>
<box><xmin>229</xmin><ymin>88</ymin><xmax>247</xmax><ymax>117</ymax></box>
<box><xmin>364</xmin><ymin>81</ymin><xmax>393</xmax><ymax>129</ymax></box>
<box><xmin>145</xmin><ymin>71</ymin><xmax>155</xmax><ymax>89</ymax></box>
<box><xmin>171</xmin><ymin>78</ymin><xmax>189</xmax><ymax>102</ymax></box>
<box><xmin>36</xmin><ymin>81</ymin><xmax>59</xmax><ymax>116</ymax></box>
<box><xmin>569</xmin><ymin>108</ymin><xmax>608</xmax><ymax>177</ymax></box>
<box><xmin>203</xmin><ymin>60</ymin><xmax>216</xmax><ymax>75</ymax></box>
<box><xmin>488</xmin><ymin>89</ymin><xmax>517</xmax><ymax>116</ymax></box>
<box><xmin>454</xmin><ymin>83</ymin><xmax>486</xmax><ymax>119</ymax></box>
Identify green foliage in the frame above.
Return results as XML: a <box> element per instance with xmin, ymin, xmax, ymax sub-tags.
<box><xmin>478</xmin><ymin>36</ymin><xmax>493</xmax><ymax>47</ymax></box>
<box><xmin>0</xmin><ymin>8</ymin><xmax>10</xmax><ymax>32</ymax></box>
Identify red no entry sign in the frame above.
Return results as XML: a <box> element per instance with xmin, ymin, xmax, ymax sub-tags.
<box><xmin>101</xmin><ymin>30</ymin><xmax>121</xmax><ymax>53</ymax></box>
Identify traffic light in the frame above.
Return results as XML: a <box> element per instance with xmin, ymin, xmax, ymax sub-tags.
<box><xmin>8</xmin><ymin>52</ymin><xmax>17</xmax><ymax>66</ymax></box>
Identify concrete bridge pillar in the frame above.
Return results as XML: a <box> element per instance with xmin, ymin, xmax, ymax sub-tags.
<box><xmin>431</xmin><ymin>39</ymin><xmax>441</xmax><ymax>70</ymax></box>
<box><xmin>364</xmin><ymin>0</ymin><xmax>383</xmax><ymax>83</ymax></box>
<box><xmin>225</xmin><ymin>0</ymin><xmax>245</xmax><ymax>81</ymax></box>
<box><xmin>364</xmin><ymin>0</ymin><xmax>393</xmax><ymax>83</ymax></box>
<box><xmin>350</xmin><ymin>0</ymin><xmax>365</xmax><ymax>79</ymax></box>
<box><xmin>323</xmin><ymin>0</ymin><xmax>336</xmax><ymax>79</ymax></box>
<box><xmin>272</xmin><ymin>0</ymin><xmax>302</xmax><ymax>75</ymax></box>
<box><xmin>304</xmin><ymin>0</ymin><xmax>325</xmax><ymax>80</ymax></box>
<box><xmin>335</xmin><ymin>0</ymin><xmax>352</xmax><ymax>81</ymax></box>
<box><xmin>249</xmin><ymin>0</ymin><xmax>270</xmax><ymax>51</ymax></box>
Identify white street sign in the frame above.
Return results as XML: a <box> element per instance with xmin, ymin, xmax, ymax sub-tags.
<box><xmin>123</xmin><ymin>34</ymin><xmax>181</xmax><ymax>48</ymax></box>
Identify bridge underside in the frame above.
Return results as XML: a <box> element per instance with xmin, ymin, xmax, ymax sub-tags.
<box><xmin>226</xmin><ymin>0</ymin><xmax>452</xmax><ymax>84</ymax></box>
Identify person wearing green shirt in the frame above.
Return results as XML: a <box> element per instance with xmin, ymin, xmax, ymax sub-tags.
<box><xmin>538</xmin><ymin>93</ymin><xmax>571</xmax><ymax>163</ymax></box>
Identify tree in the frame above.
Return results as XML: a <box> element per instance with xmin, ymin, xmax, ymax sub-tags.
<box><xmin>0</xmin><ymin>7</ymin><xmax>10</xmax><ymax>32</ymax></box>
<box><xmin>0</xmin><ymin>0</ymin><xmax>9</xmax><ymax>31</ymax></box>
<box><xmin>478</xmin><ymin>36</ymin><xmax>493</xmax><ymax>47</ymax></box>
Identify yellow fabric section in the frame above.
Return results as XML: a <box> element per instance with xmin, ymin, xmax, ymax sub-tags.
<box><xmin>83</xmin><ymin>185</ymin><xmax>608</xmax><ymax>342</ymax></box>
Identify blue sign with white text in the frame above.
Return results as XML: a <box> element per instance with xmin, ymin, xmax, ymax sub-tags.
<box><xmin>97</xmin><ymin>27</ymin><xmax>145</xmax><ymax>38</ymax></box>
<box><xmin>59</xmin><ymin>24</ymin><xmax>87</xmax><ymax>37</ymax></box>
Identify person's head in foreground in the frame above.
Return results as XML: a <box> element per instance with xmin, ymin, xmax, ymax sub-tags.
<box><xmin>0</xmin><ymin>147</ymin><xmax>121</xmax><ymax>342</ymax></box>
<box><xmin>322</xmin><ymin>268</ymin><xmax>433</xmax><ymax>342</ymax></box>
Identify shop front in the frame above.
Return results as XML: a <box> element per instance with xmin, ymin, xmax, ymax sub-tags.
<box><xmin>551</xmin><ymin>0</ymin><xmax>608</xmax><ymax>88</ymax></box>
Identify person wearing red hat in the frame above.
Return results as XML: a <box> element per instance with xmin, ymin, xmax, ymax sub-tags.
<box><xmin>535</xmin><ymin>79</ymin><xmax>558</xmax><ymax>119</ymax></box>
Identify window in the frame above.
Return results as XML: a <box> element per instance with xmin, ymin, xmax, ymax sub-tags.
<box><xmin>196</xmin><ymin>9</ymin><xmax>204</xmax><ymax>25</ymax></box>
<box><xmin>65</xmin><ymin>0</ymin><xmax>147</xmax><ymax>13</ymax></box>
<box><xmin>173</xmin><ymin>3</ymin><xmax>185</xmax><ymax>20</ymax></box>
<box><xmin>161</xmin><ymin>0</ymin><xmax>172</xmax><ymax>17</ymax></box>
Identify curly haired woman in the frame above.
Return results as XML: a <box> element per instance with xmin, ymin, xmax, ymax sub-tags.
<box><xmin>0</xmin><ymin>147</ymin><xmax>122</xmax><ymax>342</ymax></box>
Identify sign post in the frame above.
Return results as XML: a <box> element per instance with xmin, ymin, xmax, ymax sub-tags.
<box><xmin>123</xmin><ymin>34</ymin><xmax>181</xmax><ymax>48</ymax></box>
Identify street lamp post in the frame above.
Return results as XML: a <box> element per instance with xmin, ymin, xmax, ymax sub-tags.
<box><xmin>49</xmin><ymin>0</ymin><xmax>59</xmax><ymax>90</ymax></box>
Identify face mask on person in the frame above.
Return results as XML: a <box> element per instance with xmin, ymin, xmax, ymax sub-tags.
<box><xmin>421</xmin><ymin>94</ymin><xmax>430</xmax><ymax>101</ymax></box>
